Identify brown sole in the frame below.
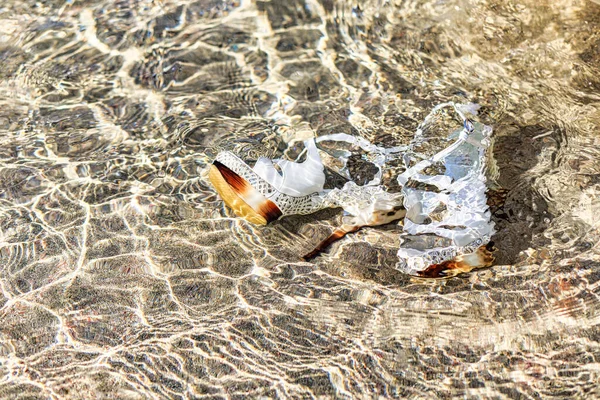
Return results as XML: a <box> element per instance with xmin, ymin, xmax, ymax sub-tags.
<box><xmin>417</xmin><ymin>243</ymin><xmax>496</xmax><ymax>278</ymax></box>
<box><xmin>208</xmin><ymin>164</ymin><xmax>269</xmax><ymax>225</ymax></box>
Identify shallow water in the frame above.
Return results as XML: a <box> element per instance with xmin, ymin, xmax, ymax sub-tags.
<box><xmin>0</xmin><ymin>0</ymin><xmax>599</xmax><ymax>398</ymax></box>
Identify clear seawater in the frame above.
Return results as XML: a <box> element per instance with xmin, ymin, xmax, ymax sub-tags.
<box><xmin>0</xmin><ymin>0</ymin><xmax>599</xmax><ymax>398</ymax></box>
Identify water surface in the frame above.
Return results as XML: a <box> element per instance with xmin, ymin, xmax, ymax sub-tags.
<box><xmin>1</xmin><ymin>0</ymin><xmax>600</xmax><ymax>398</ymax></box>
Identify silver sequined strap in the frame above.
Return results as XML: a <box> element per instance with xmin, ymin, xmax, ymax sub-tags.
<box><xmin>215</xmin><ymin>152</ymin><xmax>326</xmax><ymax>216</ymax></box>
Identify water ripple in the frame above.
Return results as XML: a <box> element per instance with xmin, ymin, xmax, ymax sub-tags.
<box><xmin>0</xmin><ymin>0</ymin><xmax>599</xmax><ymax>398</ymax></box>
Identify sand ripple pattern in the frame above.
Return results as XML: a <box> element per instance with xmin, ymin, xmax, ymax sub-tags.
<box><xmin>0</xmin><ymin>0</ymin><xmax>600</xmax><ymax>398</ymax></box>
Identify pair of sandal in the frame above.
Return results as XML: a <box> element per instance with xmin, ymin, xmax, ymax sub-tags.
<box><xmin>209</xmin><ymin>102</ymin><xmax>495</xmax><ymax>278</ymax></box>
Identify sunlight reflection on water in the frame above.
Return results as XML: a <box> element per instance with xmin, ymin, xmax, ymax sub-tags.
<box><xmin>0</xmin><ymin>0</ymin><xmax>599</xmax><ymax>398</ymax></box>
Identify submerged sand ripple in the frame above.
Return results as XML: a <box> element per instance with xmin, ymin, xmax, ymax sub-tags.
<box><xmin>0</xmin><ymin>0</ymin><xmax>600</xmax><ymax>398</ymax></box>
